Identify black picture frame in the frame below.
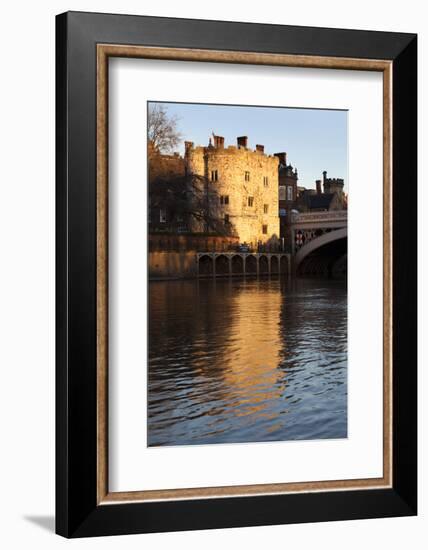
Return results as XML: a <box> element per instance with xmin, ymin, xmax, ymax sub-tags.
<box><xmin>56</xmin><ymin>11</ymin><xmax>417</xmax><ymax>538</ymax></box>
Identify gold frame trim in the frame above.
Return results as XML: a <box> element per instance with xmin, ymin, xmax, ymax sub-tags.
<box><xmin>96</xmin><ymin>44</ymin><xmax>393</xmax><ymax>505</ymax></box>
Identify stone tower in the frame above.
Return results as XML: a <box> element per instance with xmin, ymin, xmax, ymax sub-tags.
<box><xmin>322</xmin><ymin>170</ymin><xmax>344</xmax><ymax>199</ymax></box>
<box><xmin>185</xmin><ymin>135</ymin><xmax>280</xmax><ymax>247</ymax></box>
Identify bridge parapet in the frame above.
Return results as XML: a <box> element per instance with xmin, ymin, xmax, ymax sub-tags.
<box><xmin>290</xmin><ymin>210</ymin><xmax>347</xmax><ymax>225</ymax></box>
<box><xmin>290</xmin><ymin>210</ymin><xmax>347</xmax><ymax>256</ymax></box>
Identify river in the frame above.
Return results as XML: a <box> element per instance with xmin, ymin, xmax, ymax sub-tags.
<box><xmin>148</xmin><ymin>277</ymin><xmax>347</xmax><ymax>446</ymax></box>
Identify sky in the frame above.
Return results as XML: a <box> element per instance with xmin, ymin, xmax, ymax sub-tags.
<box><xmin>151</xmin><ymin>101</ymin><xmax>348</xmax><ymax>191</ymax></box>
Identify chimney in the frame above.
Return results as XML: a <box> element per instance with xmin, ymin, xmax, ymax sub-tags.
<box><xmin>255</xmin><ymin>144</ymin><xmax>264</xmax><ymax>153</ymax></box>
<box><xmin>322</xmin><ymin>171</ymin><xmax>328</xmax><ymax>193</ymax></box>
<box><xmin>274</xmin><ymin>152</ymin><xmax>287</xmax><ymax>166</ymax></box>
<box><xmin>316</xmin><ymin>180</ymin><xmax>322</xmax><ymax>195</ymax></box>
<box><xmin>184</xmin><ymin>141</ymin><xmax>194</xmax><ymax>155</ymax></box>
<box><xmin>237</xmin><ymin>136</ymin><xmax>248</xmax><ymax>148</ymax></box>
<box><xmin>214</xmin><ymin>135</ymin><xmax>224</xmax><ymax>149</ymax></box>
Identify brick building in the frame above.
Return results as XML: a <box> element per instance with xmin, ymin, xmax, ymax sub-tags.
<box><xmin>276</xmin><ymin>152</ymin><xmax>299</xmax><ymax>247</ymax></box>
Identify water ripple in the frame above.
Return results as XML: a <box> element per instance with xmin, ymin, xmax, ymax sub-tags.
<box><xmin>148</xmin><ymin>278</ymin><xmax>347</xmax><ymax>446</ymax></box>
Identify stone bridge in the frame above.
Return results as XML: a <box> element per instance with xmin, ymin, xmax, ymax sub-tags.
<box><xmin>193</xmin><ymin>211</ymin><xmax>347</xmax><ymax>279</ymax></box>
<box><xmin>290</xmin><ymin>210</ymin><xmax>347</xmax><ymax>276</ymax></box>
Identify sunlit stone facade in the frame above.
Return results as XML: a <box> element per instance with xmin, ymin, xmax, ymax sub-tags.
<box><xmin>184</xmin><ymin>135</ymin><xmax>280</xmax><ymax>247</ymax></box>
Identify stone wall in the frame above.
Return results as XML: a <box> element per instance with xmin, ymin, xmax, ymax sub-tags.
<box><xmin>186</xmin><ymin>143</ymin><xmax>280</xmax><ymax>248</ymax></box>
<box><xmin>149</xmin><ymin>233</ymin><xmax>240</xmax><ymax>252</ymax></box>
<box><xmin>149</xmin><ymin>251</ymin><xmax>197</xmax><ymax>279</ymax></box>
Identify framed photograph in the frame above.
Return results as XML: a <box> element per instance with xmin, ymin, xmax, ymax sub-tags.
<box><xmin>56</xmin><ymin>11</ymin><xmax>417</xmax><ymax>537</ymax></box>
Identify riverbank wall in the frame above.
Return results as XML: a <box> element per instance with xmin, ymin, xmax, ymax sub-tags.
<box><xmin>149</xmin><ymin>233</ymin><xmax>239</xmax><ymax>279</ymax></box>
<box><xmin>149</xmin><ymin>251</ymin><xmax>198</xmax><ymax>279</ymax></box>
<box><xmin>149</xmin><ymin>251</ymin><xmax>291</xmax><ymax>280</ymax></box>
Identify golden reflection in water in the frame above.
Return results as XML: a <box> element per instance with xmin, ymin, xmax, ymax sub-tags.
<box><xmin>219</xmin><ymin>279</ymin><xmax>286</xmax><ymax>419</ymax></box>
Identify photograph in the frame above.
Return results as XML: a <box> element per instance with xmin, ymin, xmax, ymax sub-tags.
<box><xmin>147</xmin><ymin>101</ymin><xmax>348</xmax><ymax>447</ymax></box>
<box><xmin>0</xmin><ymin>1</ymin><xmax>420</xmax><ymax>545</ymax></box>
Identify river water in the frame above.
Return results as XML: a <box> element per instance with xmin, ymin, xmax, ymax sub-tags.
<box><xmin>148</xmin><ymin>277</ymin><xmax>347</xmax><ymax>446</ymax></box>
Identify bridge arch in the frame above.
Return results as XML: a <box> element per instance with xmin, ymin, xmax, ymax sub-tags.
<box><xmin>198</xmin><ymin>254</ymin><xmax>213</xmax><ymax>276</ymax></box>
<box><xmin>294</xmin><ymin>227</ymin><xmax>347</xmax><ymax>275</ymax></box>
<box><xmin>259</xmin><ymin>255</ymin><xmax>269</xmax><ymax>274</ymax></box>
<box><xmin>270</xmin><ymin>255</ymin><xmax>279</xmax><ymax>274</ymax></box>
<box><xmin>231</xmin><ymin>254</ymin><xmax>244</xmax><ymax>274</ymax></box>
<box><xmin>215</xmin><ymin>254</ymin><xmax>230</xmax><ymax>275</ymax></box>
<box><xmin>246</xmin><ymin>255</ymin><xmax>257</xmax><ymax>274</ymax></box>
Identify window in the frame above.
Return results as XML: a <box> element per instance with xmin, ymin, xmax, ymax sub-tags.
<box><xmin>287</xmin><ymin>185</ymin><xmax>294</xmax><ymax>201</ymax></box>
<box><xmin>224</xmin><ymin>214</ymin><xmax>230</xmax><ymax>224</ymax></box>
<box><xmin>220</xmin><ymin>195</ymin><xmax>229</xmax><ymax>205</ymax></box>
<box><xmin>263</xmin><ymin>204</ymin><xmax>269</xmax><ymax>214</ymax></box>
<box><xmin>211</xmin><ymin>170</ymin><xmax>218</xmax><ymax>182</ymax></box>
<box><xmin>159</xmin><ymin>209</ymin><xmax>167</xmax><ymax>223</ymax></box>
<box><xmin>262</xmin><ymin>224</ymin><xmax>268</xmax><ymax>234</ymax></box>
<box><xmin>279</xmin><ymin>186</ymin><xmax>286</xmax><ymax>200</ymax></box>
<box><xmin>263</xmin><ymin>176</ymin><xmax>269</xmax><ymax>187</ymax></box>
<box><xmin>244</xmin><ymin>171</ymin><xmax>250</xmax><ymax>182</ymax></box>
<box><xmin>248</xmin><ymin>196</ymin><xmax>254</xmax><ymax>207</ymax></box>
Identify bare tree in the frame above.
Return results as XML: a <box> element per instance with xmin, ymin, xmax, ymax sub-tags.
<box><xmin>149</xmin><ymin>172</ymin><xmax>234</xmax><ymax>236</ymax></box>
<box><xmin>148</xmin><ymin>104</ymin><xmax>232</xmax><ymax>236</ymax></box>
<box><xmin>148</xmin><ymin>104</ymin><xmax>182</xmax><ymax>153</ymax></box>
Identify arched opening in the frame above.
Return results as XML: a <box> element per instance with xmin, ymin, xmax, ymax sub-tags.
<box><xmin>270</xmin><ymin>255</ymin><xmax>279</xmax><ymax>274</ymax></box>
<box><xmin>199</xmin><ymin>255</ymin><xmax>213</xmax><ymax>276</ymax></box>
<box><xmin>215</xmin><ymin>255</ymin><xmax>229</xmax><ymax>275</ymax></box>
<box><xmin>259</xmin><ymin>255</ymin><xmax>269</xmax><ymax>275</ymax></box>
<box><xmin>280</xmin><ymin>256</ymin><xmax>289</xmax><ymax>276</ymax></box>
<box><xmin>246</xmin><ymin>255</ymin><xmax>257</xmax><ymax>274</ymax></box>
<box><xmin>297</xmin><ymin>237</ymin><xmax>347</xmax><ymax>278</ymax></box>
<box><xmin>300</xmin><ymin>256</ymin><xmax>328</xmax><ymax>277</ymax></box>
<box><xmin>231</xmin><ymin>255</ymin><xmax>243</xmax><ymax>274</ymax></box>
